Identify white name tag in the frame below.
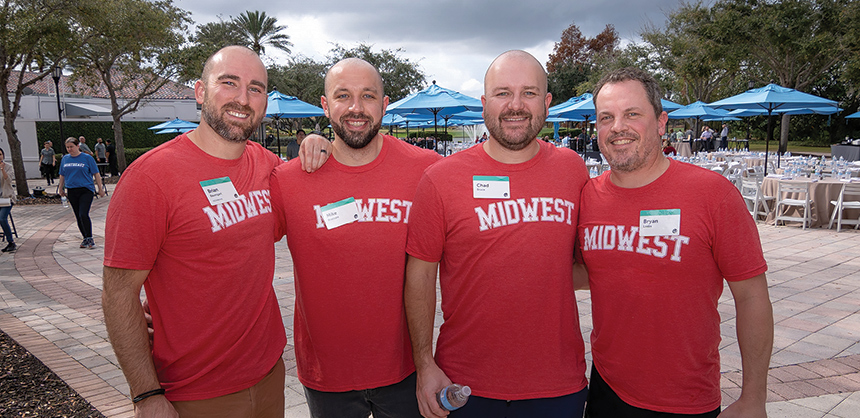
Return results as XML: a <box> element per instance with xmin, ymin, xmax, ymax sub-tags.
<box><xmin>473</xmin><ymin>176</ymin><xmax>510</xmax><ymax>199</ymax></box>
<box><xmin>200</xmin><ymin>177</ymin><xmax>241</xmax><ymax>206</ymax></box>
<box><xmin>321</xmin><ymin>197</ymin><xmax>360</xmax><ymax>230</ymax></box>
<box><xmin>639</xmin><ymin>209</ymin><xmax>681</xmax><ymax>237</ymax></box>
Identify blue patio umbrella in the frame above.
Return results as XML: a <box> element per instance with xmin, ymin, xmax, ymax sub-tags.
<box><xmin>661</xmin><ymin>99</ymin><xmax>683</xmax><ymax>112</ymax></box>
<box><xmin>728</xmin><ymin>107</ymin><xmax>842</xmax><ymax>117</ymax></box>
<box><xmin>155</xmin><ymin>127</ymin><xmax>195</xmax><ymax>135</ymax></box>
<box><xmin>708</xmin><ymin>83</ymin><xmax>839</xmax><ymax>168</ymax></box>
<box><xmin>387</xmin><ymin>81</ymin><xmax>483</xmax><ymax>140</ymax></box>
<box><xmin>549</xmin><ymin>93</ymin><xmax>594</xmax><ymax>119</ymax></box>
<box><xmin>847</xmin><ymin>111</ymin><xmax>860</xmax><ymax>119</ymax></box>
<box><xmin>381</xmin><ymin>113</ymin><xmax>432</xmax><ymax>137</ymax></box>
<box><xmin>667</xmin><ymin>101</ymin><xmax>735</xmax><ymax>120</ymax></box>
<box><xmin>266</xmin><ymin>90</ymin><xmax>325</xmax><ymax>157</ymax></box>
<box><xmin>148</xmin><ymin>118</ymin><xmax>198</xmax><ymax>131</ymax></box>
<box><xmin>548</xmin><ymin>93</ymin><xmax>597</xmax><ymax>152</ymax></box>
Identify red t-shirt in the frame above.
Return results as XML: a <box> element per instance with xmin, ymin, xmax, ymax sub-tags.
<box><xmin>578</xmin><ymin>159</ymin><xmax>767</xmax><ymax>414</ymax></box>
<box><xmin>407</xmin><ymin>140</ymin><xmax>589</xmax><ymax>400</ymax></box>
<box><xmin>270</xmin><ymin>136</ymin><xmax>441</xmax><ymax>391</ymax></box>
<box><xmin>103</xmin><ymin>134</ymin><xmax>286</xmax><ymax>401</ymax></box>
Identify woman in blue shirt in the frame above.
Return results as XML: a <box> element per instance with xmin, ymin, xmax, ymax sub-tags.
<box><xmin>58</xmin><ymin>137</ymin><xmax>105</xmax><ymax>249</ymax></box>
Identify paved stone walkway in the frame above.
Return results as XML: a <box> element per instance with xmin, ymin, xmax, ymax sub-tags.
<box><xmin>1</xmin><ymin>179</ymin><xmax>859</xmax><ymax>417</ymax></box>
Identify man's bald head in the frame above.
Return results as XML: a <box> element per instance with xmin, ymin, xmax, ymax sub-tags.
<box><xmin>201</xmin><ymin>46</ymin><xmax>265</xmax><ymax>85</ymax></box>
<box><xmin>324</xmin><ymin>58</ymin><xmax>384</xmax><ymax>98</ymax></box>
<box><xmin>484</xmin><ymin>50</ymin><xmax>548</xmax><ymax>96</ymax></box>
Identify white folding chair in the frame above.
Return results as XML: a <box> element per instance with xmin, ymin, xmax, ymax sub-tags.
<box><xmin>740</xmin><ymin>178</ymin><xmax>775</xmax><ymax>221</ymax></box>
<box><xmin>774</xmin><ymin>181</ymin><xmax>812</xmax><ymax>229</ymax></box>
<box><xmin>827</xmin><ymin>183</ymin><xmax>860</xmax><ymax>232</ymax></box>
<box><xmin>724</xmin><ymin>163</ymin><xmax>744</xmax><ymax>188</ymax></box>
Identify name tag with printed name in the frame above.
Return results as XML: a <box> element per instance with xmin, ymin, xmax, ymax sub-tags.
<box><xmin>639</xmin><ymin>209</ymin><xmax>681</xmax><ymax>237</ymax></box>
<box><xmin>200</xmin><ymin>177</ymin><xmax>241</xmax><ymax>206</ymax></box>
<box><xmin>473</xmin><ymin>176</ymin><xmax>510</xmax><ymax>199</ymax></box>
<box><xmin>321</xmin><ymin>197</ymin><xmax>360</xmax><ymax>230</ymax></box>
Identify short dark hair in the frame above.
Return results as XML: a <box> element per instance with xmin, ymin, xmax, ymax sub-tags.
<box><xmin>296</xmin><ymin>129</ymin><xmax>306</xmax><ymax>135</ymax></box>
<box><xmin>593</xmin><ymin>67</ymin><xmax>663</xmax><ymax>117</ymax></box>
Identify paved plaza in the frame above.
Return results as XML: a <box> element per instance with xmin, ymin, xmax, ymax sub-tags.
<box><xmin>1</xmin><ymin>178</ymin><xmax>859</xmax><ymax>417</ymax></box>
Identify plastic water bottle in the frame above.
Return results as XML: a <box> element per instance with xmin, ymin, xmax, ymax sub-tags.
<box><xmin>61</xmin><ymin>196</ymin><xmax>68</xmax><ymax>208</ymax></box>
<box><xmin>437</xmin><ymin>384</ymin><xmax>471</xmax><ymax>411</ymax></box>
<box><xmin>589</xmin><ymin>166</ymin><xmax>599</xmax><ymax>178</ymax></box>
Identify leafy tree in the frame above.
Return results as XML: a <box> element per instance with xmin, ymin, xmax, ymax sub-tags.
<box><xmin>232</xmin><ymin>10</ymin><xmax>292</xmax><ymax>56</ymax></box>
<box><xmin>326</xmin><ymin>43</ymin><xmax>426</xmax><ymax>102</ymax></box>
<box><xmin>0</xmin><ymin>0</ymin><xmax>82</xmax><ymax>196</ymax></box>
<box><xmin>711</xmin><ymin>0</ymin><xmax>860</xmax><ymax>150</ymax></box>
<box><xmin>70</xmin><ymin>0</ymin><xmax>189</xmax><ymax>171</ymax></box>
<box><xmin>177</xmin><ymin>17</ymin><xmax>244</xmax><ymax>84</ymax></box>
<box><xmin>546</xmin><ymin>23</ymin><xmax>618</xmax><ymax>104</ymax></box>
<box><xmin>267</xmin><ymin>55</ymin><xmax>328</xmax><ymax>132</ymax></box>
<box><xmin>268</xmin><ymin>55</ymin><xmax>326</xmax><ymax>106</ymax></box>
<box><xmin>641</xmin><ymin>1</ymin><xmax>741</xmax><ymax>105</ymax></box>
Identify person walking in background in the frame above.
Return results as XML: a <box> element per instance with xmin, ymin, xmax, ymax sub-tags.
<box><xmin>58</xmin><ymin>137</ymin><xmax>105</xmax><ymax>249</ymax></box>
<box><xmin>0</xmin><ymin>148</ymin><xmax>16</xmax><ymax>253</ymax></box>
<box><xmin>105</xmin><ymin>139</ymin><xmax>118</xmax><ymax>176</ymax></box>
<box><xmin>78</xmin><ymin>136</ymin><xmax>94</xmax><ymax>156</ymax></box>
<box><xmin>94</xmin><ymin>138</ymin><xmax>107</xmax><ymax>176</ymax></box>
<box><xmin>720</xmin><ymin>123</ymin><xmax>729</xmax><ymax>150</ymax></box>
<box><xmin>39</xmin><ymin>140</ymin><xmax>56</xmax><ymax>186</ymax></box>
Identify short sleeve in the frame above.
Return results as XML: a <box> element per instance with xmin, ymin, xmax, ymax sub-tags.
<box><xmin>712</xmin><ymin>186</ymin><xmax>767</xmax><ymax>282</ymax></box>
<box><xmin>103</xmin><ymin>169</ymin><xmax>169</xmax><ymax>270</ymax></box>
<box><xmin>269</xmin><ymin>168</ymin><xmax>287</xmax><ymax>242</ymax></box>
<box><xmin>405</xmin><ymin>173</ymin><xmax>446</xmax><ymax>263</ymax></box>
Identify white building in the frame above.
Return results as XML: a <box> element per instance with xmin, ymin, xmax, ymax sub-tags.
<box><xmin>2</xmin><ymin>70</ymin><xmax>197</xmax><ymax>177</ymax></box>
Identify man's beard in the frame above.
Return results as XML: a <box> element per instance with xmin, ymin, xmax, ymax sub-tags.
<box><xmin>201</xmin><ymin>101</ymin><xmax>258</xmax><ymax>143</ymax></box>
<box><xmin>486</xmin><ymin>109</ymin><xmax>545</xmax><ymax>151</ymax></box>
<box><xmin>332</xmin><ymin>113</ymin><xmax>381</xmax><ymax>149</ymax></box>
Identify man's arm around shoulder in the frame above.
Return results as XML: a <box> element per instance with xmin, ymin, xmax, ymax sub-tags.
<box><xmin>102</xmin><ymin>266</ymin><xmax>178</xmax><ymax>417</ymax></box>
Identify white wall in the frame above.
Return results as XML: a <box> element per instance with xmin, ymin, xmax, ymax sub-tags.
<box><xmin>1</xmin><ymin>94</ymin><xmax>198</xmax><ymax>178</ymax></box>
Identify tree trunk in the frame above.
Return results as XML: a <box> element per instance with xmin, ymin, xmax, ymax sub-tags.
<box><xmin>778</xmin><ymin>113</ymin><xmax>790</xmax><ymax>154</ymax></box>
<box><xmin>111</xmin><ymin>115</ymin><xmax>128</xmax><ymax>172</ymax></box>
<box><xmin>2</xmin><ymin>104</ymin><xmax>30</xmax><ymax>197</ymax></box>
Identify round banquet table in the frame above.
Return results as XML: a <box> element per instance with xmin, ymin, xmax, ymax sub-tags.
<box><xmin>761</xmin><ymin>177</ymin><xmax>860</xmax><ymax>228</ymax></box>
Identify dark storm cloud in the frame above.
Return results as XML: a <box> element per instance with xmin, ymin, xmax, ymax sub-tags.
<box><xmin>178</xmin><ymin>0</ymin><xmax>682</xmax><ymax>50</ymax></box>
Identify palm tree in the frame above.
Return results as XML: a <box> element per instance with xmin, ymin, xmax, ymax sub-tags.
<box><xmin>232</xmin><ymin>11</ymin><xmax>293</xmax><ymax>55</ymax></box>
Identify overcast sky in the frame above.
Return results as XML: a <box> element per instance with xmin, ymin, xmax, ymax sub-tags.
<box><xmin>174</xmin><ymin>0</ymin><xmax>687</xmax><ymax>99</ymax></box>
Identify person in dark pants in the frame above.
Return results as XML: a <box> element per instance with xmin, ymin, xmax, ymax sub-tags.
<box><xmin>58</xmin><ymin>137</ymin><xmax>105</xmax><ymax>249</ymax></box>
<box><xmin>39</xmin><ymin>140</ymin><xmax>56</xmax><ymax>185</ymax></box>
<box><xmin>105</xmin><ymin>139</ymin><xmax>119</xmax><ymax>176</ymax></box>
<box><xmin>0</xmin><ymin>148</ymin><xmax>17</xmax><ymax>252</ymax></box>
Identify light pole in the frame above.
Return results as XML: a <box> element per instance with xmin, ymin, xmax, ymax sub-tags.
<box><xmin>51</xmin><ymin>66</ymin><xmax>64</xmax><ymax>141</ymax></box>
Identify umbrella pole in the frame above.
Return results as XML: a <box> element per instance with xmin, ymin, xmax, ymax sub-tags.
<box><xmin>765</xmin><ymin>111</ymin><xmax>773</xmax><ymax>171</ymax></box>
<box><xmin>276</xmin><ymin>119</ymin><xmax>281</xmax><ymax>158</ymax></box>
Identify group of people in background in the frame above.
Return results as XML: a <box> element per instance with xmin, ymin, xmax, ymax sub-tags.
<box><xmin>661</xmin><ymin>123</ymin><xmax>730</xmax><ymax>155</ymax></box>
<box><xmin>39</xmin><ymin>135</ymin><xmax>119</xmax><ymax>186</ymax></box>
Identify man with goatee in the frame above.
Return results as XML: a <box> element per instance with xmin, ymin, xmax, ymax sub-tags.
<box><xmin>103</xmin><ymin>46</ymin><xmax>287</xmax><ymax>418</ymax></box>
<box><xmin>405</xmin><ymin>50</ymin><xmax>590</xmax><ymax>418</ymax></box>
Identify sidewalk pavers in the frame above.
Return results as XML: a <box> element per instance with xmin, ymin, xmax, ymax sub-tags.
<box><xmin>1</xmin><ymin>178</ymin><xmax>859</xmax><ymax>417</ymax></box>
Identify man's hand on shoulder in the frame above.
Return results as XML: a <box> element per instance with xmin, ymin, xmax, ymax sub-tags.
<box><xmin>298</xmin><ymin>134</ymin><xmax>332</xmax><ymax>173</ymax></box>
